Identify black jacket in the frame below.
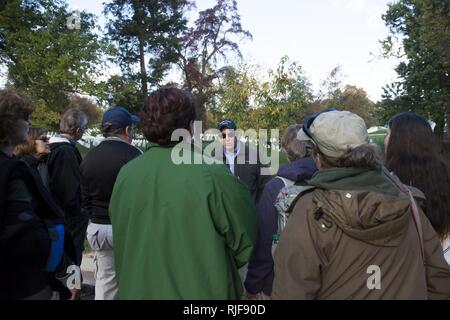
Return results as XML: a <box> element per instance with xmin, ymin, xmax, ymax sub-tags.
<box><xmin>47</xmin><ymin>138</ymin><xmax>82</xmax><ymax>218</ymax></box>
<box><xmin>21</xmin><ymin>154</ymin><xmax>50</xmax><ymax>189</ymax></box>
<box><xmin>80</xmin><ymin>139</ymin><xmax>142</xmax><ymax>224</ymax></box>
<box><xmin>213</xmin><ymin>141</ymin><xmax>271</xmax><ymax>203</ymax></box>
<box><xmin>0</xmin><ymin>151</ymin><xmax>76</xmax><ymax>299</ymax></box>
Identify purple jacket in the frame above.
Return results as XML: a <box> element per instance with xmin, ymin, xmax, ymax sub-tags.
<box><xmin>244</xmin><ymin>156</ymin><xmax>317</xmax><ymax>296</ymax></box>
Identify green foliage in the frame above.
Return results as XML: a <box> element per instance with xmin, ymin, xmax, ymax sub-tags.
<box><xmin>379</xmin><ymin>0</ymin><xmax>450</xmax><ymax>142</ymax></box>
<box><xmin>104</xmin><ymin>0</ymin><xmax>191</xmax><ymax>96</ymax></box>
<box><xmin>214</xmin><ymin>64</ymin><xmax>259</xmax><ymax>128</ymax></box>
<box><xmin>30</xmin><ymin>99</ymin><xmax>61</xmax><ymax>129</ymax></box>
<box><xmin>368</xmin><ymin>131</ymin><xmax>387</xmax><ymax>158</ymax></box>
<box><xmin>96</xmin><ymin>74</ymin><xmax>144</xmax><ymax>115</ymax></box>
<box><xmin>0</xmin><ymin>0</ymin><xmax>107</xmax><ymax>127</ymax></box>
<box><xmin>215</xmin><ymin>56</ymin><xmax>312</xmax><ymax>132</ymax></box>
<box><xmin>76</xmin><ymin>142</ymin><xmax>90</xmax><ymax>158</ymax></box>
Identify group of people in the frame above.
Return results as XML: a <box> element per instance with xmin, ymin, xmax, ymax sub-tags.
<box><xmin>0</xmin><ymin>86</ymin><xmax>449</xmax><ymax>300</ymax></box>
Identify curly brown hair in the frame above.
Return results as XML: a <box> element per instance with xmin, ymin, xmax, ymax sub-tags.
<box><xmin>0</xmin><ymin>89</ymin><xmax>35</xmax><ymax>147</ymax></box>
<box><xmin>140</xmin><ymin>87</ymin><xmax>196</xmax><ymax>145</ymax></box>
<box><xmin>386</xmin><ymin>112</ymin><xmax>450</xmax><ymax>241</ymax></box>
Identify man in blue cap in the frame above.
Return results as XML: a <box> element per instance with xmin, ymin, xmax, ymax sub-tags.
<box><xmin>216</xmin><ymin>119</ymin><xmax>270</xmax><ymax>203</ymax></box>
<box><xmin>80</xmin><ymin>106</ymin><xmax>142</xmax><ymax>300</ymax></box>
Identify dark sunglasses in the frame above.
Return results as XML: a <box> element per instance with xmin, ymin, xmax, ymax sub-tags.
<box><xmin>221</xmin><ymin>132</ymin><xmax>235</xmax><ymax>139</ymax></box>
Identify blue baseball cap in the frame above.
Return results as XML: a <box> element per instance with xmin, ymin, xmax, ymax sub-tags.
<box><xmin>102</xmin><ymin>107</ymin><xmax>139</xmax><ymax>128</ymax></box>
<box><xmin>218</xmin><ymin>119</ymin><xmax>237</xmax><ymax>131</ymax></box>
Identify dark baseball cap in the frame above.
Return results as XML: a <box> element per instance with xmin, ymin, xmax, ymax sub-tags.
<box><xmin>218</xmin><ymin>119</ymin><xmax>237</xmax><ymax>131</ymax></box>
<box><xmin>102</xmin><ymin>106</ymin><xmax>139</xmax><ymax>128</ymax></box>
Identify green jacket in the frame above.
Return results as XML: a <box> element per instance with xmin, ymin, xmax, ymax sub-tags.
<box><xmin>109</xmin><ymin>143</ymin><xmax>256</xmax><ymax>299</ymax></box>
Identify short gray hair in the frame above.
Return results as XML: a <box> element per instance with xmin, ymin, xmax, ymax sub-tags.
<box><xmin>60</xmin><ymin>108</ymin><xmax>88</xmax><ymax>134</ymax></box>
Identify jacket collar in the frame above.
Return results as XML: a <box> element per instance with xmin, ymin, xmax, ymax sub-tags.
<box><xmin>103</xmin><ymin>137</ymin><xmax>143</xmax><ymax>154</ymax></box>
<box><xmin>49</xmin><ymin>134</ymin><xmax>76</xmax><ymax>146</ymax></box>
<box><xmin>308</xmin><ymin>167</ymin><xmax>399</xmax><ymax>196</ymax></box>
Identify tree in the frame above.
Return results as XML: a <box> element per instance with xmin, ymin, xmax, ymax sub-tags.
<box><xmin>338</xmin><ymin>85</ymin><xmax>380</xmax><ymax>127</ymax></box>
<box><xmin>0</xmin><ymin>0</ymin><xmax>107</xmax><ymax>128</ymax></box>
<box><xmin>216</xmin><ymin>57</ymin><xmax>312</xmax><ymax>131</ymax></box>
<box><xmin>68</xmin><ymin>94</ymin><xmax>102</xmax><ymax>126</ymax></box>
<box><xmin>312</xmin><ymin>67</ymin><xmax>380</xmax><ymax>127</ymax></box>
<box><xmin>104</xmin><ymin>0</ymin><xmax>191</xmax><ymax>97</ymax></box>
<box><xmin>317</xmin><ymin>65</ymin><xmax>344</xmax><ymax>102</ymax></box>
<box><xmin>380</xmin><ymin>0</ymin><xmax>450</xmax><ymax>145</ymax></box>
<box><xmin>96</xmin><ymin>74</ymin><xmax>144</xmax><ymax>114</ymax></box>
<box><xmin>255</xmin><ymin>56</ymin><xmax>312</xmax><ymax>130</ymax></box>
<box><xmin>214</xmin><ymin>64</ymin><xmax>258</xmax><ymax>128</ymax></box>
<box><xmin>177</xmin><ymin>0</ymin><xmax>252</xmax><ymax>124</ymax></box>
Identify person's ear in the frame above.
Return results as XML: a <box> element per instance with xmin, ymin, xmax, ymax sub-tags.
<box><xmin>313</xmin><ymin>152</ymin><xmax>322</xmax><ymax>170</ymax></box>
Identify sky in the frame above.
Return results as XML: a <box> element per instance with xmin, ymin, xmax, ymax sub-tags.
<box><xmin>66</xmin><ymin>0</ymin><xmax>401</xmax><ymax>101</ymax></box>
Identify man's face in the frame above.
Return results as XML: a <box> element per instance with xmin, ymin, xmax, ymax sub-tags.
<box><xmin>220</xmin><ymin>128</ymin><xmax>237</xmax><ymax>151</ymax></box>
<box><xmin>75</xmin><ymin>122</ymin><xmax>88</xmax><ymax>141</ymax></box>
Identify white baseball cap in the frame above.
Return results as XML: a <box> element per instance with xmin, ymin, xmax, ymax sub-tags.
<box><xmin>297</xmin><ymin>110</ymin><xmax>368</xmax><ymax>158</ymax></box>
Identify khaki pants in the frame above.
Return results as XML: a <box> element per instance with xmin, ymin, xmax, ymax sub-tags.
<box><xmin>86</xmin><ymin>222</ymin><xmax>118</xmax><ymax>300</ymax></box>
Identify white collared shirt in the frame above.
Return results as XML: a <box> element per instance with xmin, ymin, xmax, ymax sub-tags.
<box><xmin>223</xmin><ymin>142</ymin><xmax>241</xmax><ymax>175</ymax></box>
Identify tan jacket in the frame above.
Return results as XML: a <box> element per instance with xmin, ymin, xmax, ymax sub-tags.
<box><xmin>272</xmin><ymin>187</ymin><xmax>450</xmax><ymax>300</ymax></box>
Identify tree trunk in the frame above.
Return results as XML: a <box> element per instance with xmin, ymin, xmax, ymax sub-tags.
<box><xmin>446</xmin><ymin>111</ymin><xmax>450</xmax><ymax>140</ymax></box>
<box><xmin>195</xmin><ymin>90</ymin><xmax>206</xmax><ymax>127</ymax></box>
<box><xmin>139</xmin><ymin>33</ymin><xmax>148</xmax><ymax>97</ymax></box>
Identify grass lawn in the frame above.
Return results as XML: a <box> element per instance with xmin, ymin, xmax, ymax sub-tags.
<box><xmin>76</xmin><ymin>143</ymin><xmax>90</xmax><ymax>158</ymax></box>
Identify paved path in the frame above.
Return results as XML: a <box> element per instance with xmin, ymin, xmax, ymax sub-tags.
<box><xmin>80</xmin><ymin>251</ymin><xmax>95</xmax><ymax>300</ymax></box>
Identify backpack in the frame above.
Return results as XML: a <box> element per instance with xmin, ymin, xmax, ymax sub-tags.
<box><xmin>272</xmin><ymin>176</ymin><xmax>315</xmax><ymax>256</ymax></box>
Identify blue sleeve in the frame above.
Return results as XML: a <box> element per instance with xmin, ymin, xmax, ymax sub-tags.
<box><xmin>245</xmin><ymin>178</ymin><xmax>284</xmax><ymax>295</ymax></box>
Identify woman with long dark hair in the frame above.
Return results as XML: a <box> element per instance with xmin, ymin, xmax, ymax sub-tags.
<box><xmin>271</xmin><ymin>110</ymin><xmax>450</xmax><ymax>299</ymax></box>
<box><xmin>385</xmin><ymin>112</ymin><xmax>450</xmax><ymax>265</ymax></box>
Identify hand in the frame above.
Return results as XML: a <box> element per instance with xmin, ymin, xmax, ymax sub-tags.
<box><xmin>69</xmin><ymin>288</ymin><xmax>81</xmax><ymax>300</ymax></box>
